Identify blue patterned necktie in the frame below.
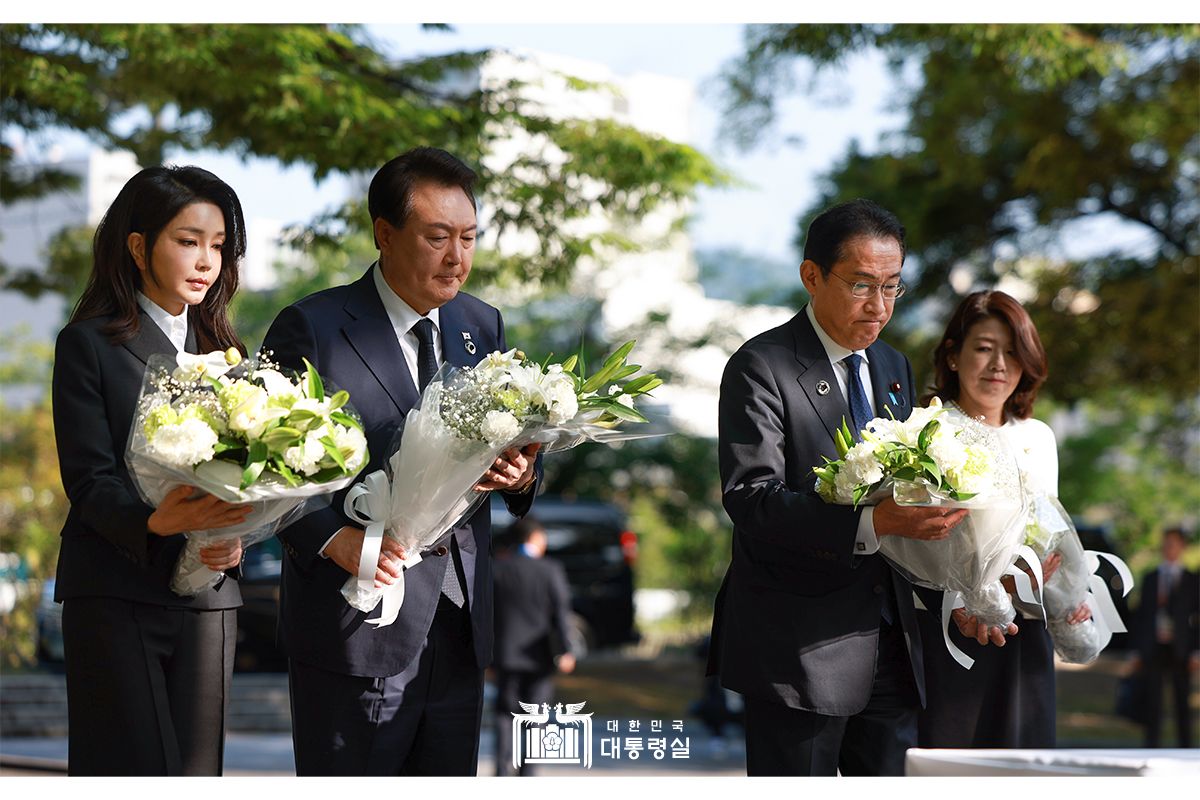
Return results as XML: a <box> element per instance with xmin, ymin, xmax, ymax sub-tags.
<box><xmin>843</xmin><ymin>353</ymin><xmax>873</xmax><ymax>438</ymax></box>
<box><xmin>410</xmin><ymin>317</ymin><xmax>466</xmax><ymax>608</ymax></box>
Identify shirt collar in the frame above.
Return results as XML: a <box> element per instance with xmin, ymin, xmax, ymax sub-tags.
<box><xmin>373</xmin><ymin>262</ymin><xmax>440</xmax><ymax>336</ymax></box>
<box><xmin>136</xmin><ymin>292</ymin><xmax>188</xmax><ymax>352</ymax></box>
<box><xmin>805</xmin><ymin>303</ymin><xmax>868</xmax><ymax>367</ymax></box>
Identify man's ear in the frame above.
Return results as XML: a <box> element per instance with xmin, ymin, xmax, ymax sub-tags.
<box><xmin>373</xmin><ymin>217</ymin><xmax>394</xmax><ymax>251</ymax></box>
<box><xmin>127</xmin><ymin>232</ymin><xmax>147</xmax><ymax>271</ymax></box>
<box><xmin>799</xmin><ymin>259</ymin><xmax>821</xmax><ymax>294</ymax></box>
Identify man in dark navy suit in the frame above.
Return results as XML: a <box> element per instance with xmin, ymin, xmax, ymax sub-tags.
<box><xmin>1132</xmin><ymin>526</ymin><xmax>1200</xmax><ymax>748</ymax></box>
<box><xmin>491</xmin><ymin>516</ymin><xmax>577</xmax><ymax>776</ymax></box>
<box><xmin>262</xmin><ymin>147</ymin><xmax>539</xmax><ymax>776</ymax></box>
<box><xmin>708</xmin><ymin>199</ymin><xmax>969</xmax><ymax>776</ymax></box>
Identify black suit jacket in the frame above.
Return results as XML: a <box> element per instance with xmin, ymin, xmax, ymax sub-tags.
<box><xmin>261</xmin><ymin>266</ymin><xmax>535</xmax><ymax>678</ymax></box>
<box><xmin>1134</xmin><ymin>566</ymin><xmax>1200</xmax><ymax>660</ymax></box>
<box><xmin>708</xmin><ymin>308</ymin><xmax>924</xmax><ymax>716</ymax></box>
<box><xmin>492</xmin><ymin>552</ymin><xmax>573</xmax><ymax>673</ymax></box>
<box><xmin>52</xmin><ymin>313</ymin><xmax>241</xmax><ymax>609</ymax></box>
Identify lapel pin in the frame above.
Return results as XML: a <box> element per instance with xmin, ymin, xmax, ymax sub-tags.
<box><xmin>888</xmin><ymin>381</ymin><xmax>903</xmax><ymax>406</ymax></box>
<box><xmin>461</xmin><ymin>332</ymin><xmax>476</xmax><ymax>355</ymax></box>
<box><xmin>816</xmin><ymin>380</ymin><xmax>831</xmax><ymax>396</ymax></box>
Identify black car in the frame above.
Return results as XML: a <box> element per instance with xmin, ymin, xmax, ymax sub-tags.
<box><xmin>490</xmin><ymin>494</ymin><xmax>639</xmax><ymax>656</ymax></box>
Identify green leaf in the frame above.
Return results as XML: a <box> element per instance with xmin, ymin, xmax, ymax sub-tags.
<box><xmin>270</xmin><ymin>459</ymin><xmax>303</xmax><ymax>487</ymax></box>
<box><xmin>320</xmin><ymin>436</ymin><xmax>347</xmax><ymax>470</ymax></box>
<box><xmin>260</xmin><ymin>426</ymin><xmax>304</xmax><ymax>451</ymax></box>
<box><xmin>247</xmin><ymin>440</ymin><xmax>268</xmax><ymax>464</ymax></box>
<box><xmin>918</xmin><ymin>419</ymin><xmax>939</xmax><ymax>452</ymax></box>
<box><xmin>330</xmin><ymin>411</ymin><xmax>363</xmax><ymax>431</ymax></box>
<box><xmin>622</xmin><ymin>375</ymin><xmax>663</xmax><ymax>394</ymax></box>
<box><xmin>329</xmin><ymin>390</ymin><xmax>349</xmax><ymax>411</ymax></box>
<box><xmin>310</xmin><ymin>466</ymin><xmax>346</xmax><ymax>484</ymax></box>
<box><xmin>599</xmin><ymin>400</ymin><xmax>648</xmax><ymax>423</ymax></box>
<box><xmin>303</xmin><ymin>357</ymin><xmax>324</xmax><ymax>400</ymax></box>
<box><xmin>241</xmin><ymin>459</ymin><xmax>266</xmax><ymax>490</ymax></box>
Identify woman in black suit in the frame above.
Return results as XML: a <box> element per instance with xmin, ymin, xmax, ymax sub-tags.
<box><xmin>53</xmin><ymin>165</ymin><xmax>253</xmax><ymax>775</ymax></box>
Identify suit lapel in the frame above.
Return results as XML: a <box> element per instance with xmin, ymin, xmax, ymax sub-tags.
<box><xmin>867</xmin><ymin>343</ymin><xmax>910</xmax><ymax>421</ymax></box>
<box><xmin>791</xmin><ymin>309</ymin><xmax>852</xmax><ymax>442</ymax></box>
<box><xmin>437</xmin><ymin>298</ymin><xmax>483</xmax><ymax>370</ymax></box>
<box><xmin>341</xmin><ymin>268</ymin><xmax>419</xmax><ymax>413</ymax></box>
<box><xmin>184</xmin><ymin>318</ymin><xmax>198</xmax><ymax>355</ymax></box>
<box><xmin>121</xmin><ymin>311</ymin><xmax>178</xmax><ymax>366</ymax></box>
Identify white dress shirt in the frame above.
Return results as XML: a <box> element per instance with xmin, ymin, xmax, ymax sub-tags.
<box><xmin>804</xmin><ymin>304</ymin><xmax>881</xmax><ymax>555</ymax></box>
<box><xmin>136</xmin><ymin>292</ymin><xmax>189</xmax><ymax>353</ymax></box>
<box><xmin>373</xmin><ymin>262</ymin><xmax>443</xmax><ymax>380</ymax></box>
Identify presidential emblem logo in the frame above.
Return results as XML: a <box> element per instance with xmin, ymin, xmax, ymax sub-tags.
<box><xmin>510</xmin><ymin>701</ymin><xmax>594</xmax><ymax>770</ymax></box>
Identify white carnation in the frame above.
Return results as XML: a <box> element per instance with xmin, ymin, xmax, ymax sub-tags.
<box><xmin>148</xmin><ymin>417</ymin><xmax>218</xmax><ymax>467</ymax></box>
<box><xmin>481</xmin><ymin>410</ymin><xmax>521</xmax><ymax>446</ymax></box>
<box><xmin>284</xmin><ymin>430</ymin><xmax>327</xmax><ymax>476</ymax></box>
<box><xmin>842</xmin><ymin>441</ymin><xmax>884</xmax><ymax>487</ymax></box>
<box><xmin>333</xmin><ymin>424</ymin><xmax>367</xmax><ymax>473</ymax></box>
<box><xmin>833</xmin><ymin>468</ymin><xmax>860</xmax><ymax>504</ymax></box>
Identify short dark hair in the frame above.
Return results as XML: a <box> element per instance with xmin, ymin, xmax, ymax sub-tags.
<box><xmin>1163</xmin><ymin>526</ymin><xmax>1190</xmax><ymax>544</ymax></box>
<box><xmin>367</xmin><ymin>147</ymin><xmax>477</xmax><ymax>247</ymax></box>
<box><xmin>508</xmin><ymin>516</ymin><xmax>545</xmax><ymax>544</ymax></box>
<box><xmin>802</xmin><ymin>198</ymin><xmax>906</xmax><ymax>275</ymax></box>
<box><xmin>70</xmin><ymin>164</ymin><xmax>246</xmax><ymax>354</ymax></box>
<box><xmin>923</xmin><ymin>290</ymin><xmax>1048</xmax><ymax>420</ymax></box>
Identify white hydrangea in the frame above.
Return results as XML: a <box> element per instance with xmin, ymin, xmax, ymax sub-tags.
<box><xmin>148</xmin><ymin>417</ymin><xmax>219</xmax><ymax>467</ymax></box>
<box><xmin>842</xmin><ymin>440</ymin><xmax>884</xmax><ymax>487</ymax></box>
<box><xmin>284</xmin><ymin>429</ymin><xmax>327</xmax><ymax>476</ymax></box>
<box><xmin>481</xmin><ymin>409</ymin><xmax>521</xmax><ymax>447</ymax></box>
<box><xmin>332</xmin><ymin>424</ymin><xmax>367</xmax><ymax>473</ymax></box>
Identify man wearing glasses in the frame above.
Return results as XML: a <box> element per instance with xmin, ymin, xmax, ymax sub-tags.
<box><xmin>708</xmin><ymin>199</ymin><xmax>967</xmax><ymax>776</ymax></box>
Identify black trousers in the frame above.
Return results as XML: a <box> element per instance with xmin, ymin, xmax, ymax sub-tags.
<box><xmin>744</xmin><ymin>620</ymin><xmax>920</xmax><ymax>776</ymax></box>
<box><xmin>494</xmin><ymin>668</ymin><xmax>556</xmax><ymax>776</ymax></box>
<box><xmin>288</xmin><ymin>594</ymin><xmax>484</xmax><ymax>776</ymax></box>
<box><xmin>61</xmin><ymin>597</ymin><xmax>236</xmax><ymax>776</ymax></box>
<box><xmin>1144</xmin><ymin>642</ymin><xmax>1194</xmax><ymax>747</ymax></box>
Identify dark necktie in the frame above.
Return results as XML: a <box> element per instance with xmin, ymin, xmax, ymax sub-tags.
<box><xmin>845</xmin><ymin>353</ymin><xmax>893</xmax><ymax>623</ymax></box>
<box><xmin>843</xmin><ymin>353</ymin><xmax>873</xmax><ymax>438</ymax></box>
<box><xmin>411</xmin><ymin>317</ymin><xmax>439</xmax><ymax>391</ymax></box>
<box><xmin>409</xmin><ymin>317</ymin><xmax>466</xmax><ymax>608</ymax></box>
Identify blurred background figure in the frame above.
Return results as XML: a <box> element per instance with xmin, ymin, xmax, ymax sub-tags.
<box><xmin>492</xmin><ymin>516</ymin><xmax>577</xmax><ymax>776</ymax></box>
<box><xmin>1131</xmin><ymin>526</ymin><xmax>1200</xmax><ymax>748</ymax></box>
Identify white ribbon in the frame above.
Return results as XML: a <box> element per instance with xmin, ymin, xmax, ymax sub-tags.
<box><xmin>941</xmin><ymin>591</ymin><xmax>975</xmax><ymax>670</ymax></box>
<box><xmin>1004</xmin><ymin>544</ymin><xmax>1046</xmax><ymax>622</ymax></box>
<box><xmin>342</xmin><ymin>470</ymin><xmax>420</xmax><ymax>628</ymax></box>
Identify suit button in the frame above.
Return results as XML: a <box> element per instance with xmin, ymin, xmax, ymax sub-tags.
<box><xmin>873</xmin><ymin>585</ymin><xmax>884</xmax><ymax>595</ymax></box>
<box><xmin>434</xmin><ymin>546</ymin><xmax>449</xmax><ymax>557</ymax></box>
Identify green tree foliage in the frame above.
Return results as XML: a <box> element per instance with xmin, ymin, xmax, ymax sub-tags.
<box><xmin>2</xmin><ymin>23</ymin><xmax>724</xmax><ymax>296</ymax></box>
<box><xmin>719</xmin><ymin>23</ymin><xmax>1200</xmax><ymax>554</ymax></box>
<box><xmin>0</xmin><ymin>334</ymin><xmax>65</xmax><ymax>669</ymax></box>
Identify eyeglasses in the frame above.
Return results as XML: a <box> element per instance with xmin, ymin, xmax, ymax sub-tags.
<box><xmin>826</xmin><ymin>271</ymin><xmax>906</xmax><ymax>300</ymax></box>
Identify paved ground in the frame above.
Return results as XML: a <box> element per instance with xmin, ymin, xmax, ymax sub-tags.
<box><xmin>1</xmin><ymin>723</ymin><xmax>746</xmax><ymax>777</ymax></box>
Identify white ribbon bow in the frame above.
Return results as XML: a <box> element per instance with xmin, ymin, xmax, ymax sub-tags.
<box><xmin>343</xmin><ymin>470</ymin><xmax>422</xmax><ymax>628</ymax></box>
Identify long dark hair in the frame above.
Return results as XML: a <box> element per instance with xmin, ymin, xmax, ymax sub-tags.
<box><xmin>922</xmin><ymin>290</ymin><xmax>1048</xmax><ymax>420</ymax></box>
<box><xmin>70</xmin><ymin>165</ymin><xmax>247</xmax><ymax>353</ymax></box>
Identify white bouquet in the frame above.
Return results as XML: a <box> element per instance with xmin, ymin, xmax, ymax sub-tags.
<box><xmin>1022</xmin><ymin>494</ymin><xmax>1134</xmax><ymax>664</ymax></box>
<box><xmin>813</xmin><ymin>400</ymin><xmax>1042</xmax><ymax>668</ymax></box>
<box><xmin>126</xmin><ymin>349</ymin><xmax>368</xmax><ymax>595</ymax></box>
<box><xmin>341</xmin><ymin>341</ymin><xmax>663</xmax><ymax>627</ymax></box>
